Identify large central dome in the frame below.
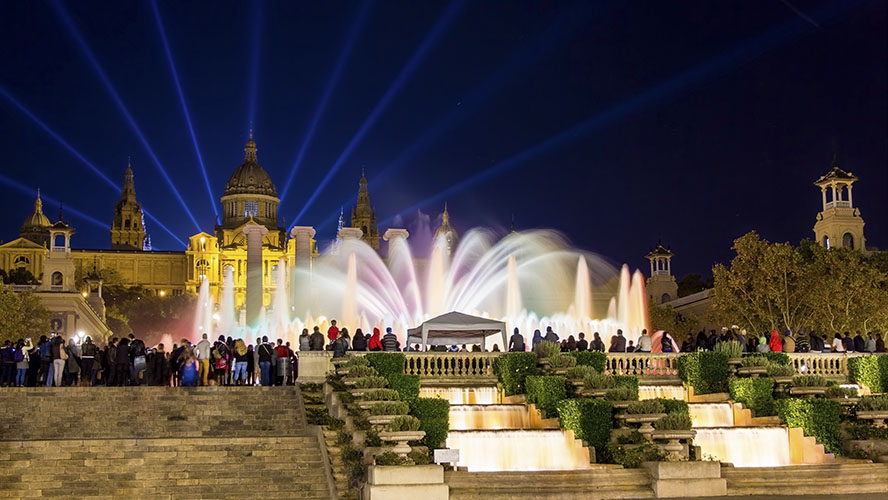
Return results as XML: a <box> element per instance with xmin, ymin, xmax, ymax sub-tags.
<box><xmin>224</xmin><ymin>135</ymin><xmax>277</xmax><ymax>197</ymax></box>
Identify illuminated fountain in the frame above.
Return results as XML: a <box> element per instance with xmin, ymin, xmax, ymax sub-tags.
<box><xmin>198</xmin><ymin>228</ymin><xmax>650</xmax><ymax>348</ymax></box>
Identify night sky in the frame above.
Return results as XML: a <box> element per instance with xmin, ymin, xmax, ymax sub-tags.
<box><xmin>1</xmin><ymin>0</ymin><xmax>885</xmax><ymax>278</ymax></box>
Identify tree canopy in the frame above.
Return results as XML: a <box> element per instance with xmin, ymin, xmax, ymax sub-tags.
<box><xmin>0</xmin><ymin>287</ymin><xmax>51</xmax><ymax>344</ymax></box>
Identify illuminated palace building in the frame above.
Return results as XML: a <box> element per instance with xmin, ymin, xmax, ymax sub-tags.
<box><xmin>0</xmin><ymin>135</ymin><xmax>454</xmax><ymax>321</ymax></box>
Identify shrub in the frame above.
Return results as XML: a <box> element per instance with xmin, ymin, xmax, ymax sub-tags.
<box><xmin>365</xmin><ymin>429</ymin><xmax>382</xmax><ymax>447</ymax></box>
<box><xmin>362</xmin><ymin>388</ymin><xmax>400</xmax><ymax>401</ymax></box>
<box><xmin>548</xmin><ymin>353</ymin><xmax>577</xmax><ymax>370</ymax></box>
<box><xmin>371</xmin><ymin>401</ymin><xmax>410</xmax><ymax>416</ymax></box>
<box><xmin>345</xmin><ymin>365</ymin><xmax>378</xmax><ymax>378</ymax></box>
<box><xmin>410</xmin><ymin>397</ymin><xmax>450</xmax><ymax>450</ymax></box>
<box><xmin>534</xmin><ymin>341</ymin><xmax>561</xmax><ymax>359</ymax></box>
<box><xmin>751</xmin><ymin>352</ymin><xmax>791</xmax><ymax>366</ymax></box>
<box><xmin>824</xmin><ymin>386</ymin><xmax>857</xmax><ymax>399</ymax></box>
<box><xmin>387</xmin><ymin>374</ymin><xmax>420</xmax><ymax>402</ymax></box>
<box><xmin>408</xmin><ymin>450</ymin><xmax>432</xmax><ymax>465</ymax></box>
<box><xmin>654</xmin><ymin>411</ymin><xmax>692</xmax><ymax>431</ymax></box>
<box><xmin>777</xmin><ymin>398</ymin><xmax>841</xmax><ymax>454</ymax></box>
<box><xmin>845</xmin><ymin>421</ymin><xmax>888</xmax><ymax>441</ymax></box>
<box><xmin>365</xmin><ymin>352</ymin><xmax>407</xmax><ymax>378</ymax></box>
<box><xmin>604</xmin><ymin>385</ymin><xmax>638</xmax><ymax>401</ymax></box>
<box><xmin>338</xmin><ymin>391</ymin><xmax>355</xmax><ymax>404</ymax></box>
<box><xmin>858</xmin><ymin>395</ymin><xmax>888</xmax><ymax>412</ymax></box>
<box><xmin>678</xmin><ymin>352</ymin><xmax>729</xmax><ymax>394</ymax></box>
<box><xmin>626</xmin><ymin>400</ymin><xmax>665</xmax><ymax>415</ymax></box>
<box><xmin>848</xmin><ymin>356</ymin><xmax>888</xmax><ymax>393</ymax></box>
<box><xmin>715</xmin><ymin>341</ymin><xmax>742</xmax><ymax>358</ymax></box>
<box><xmin>496</xmin><ymin>352</ymin><xmax>539</xmax><ymax>396</ymax></box>
<box><xmin>374</xmin><ymin>451</ymin><xmax>412</xmax><ymax>465</ymax></box>
<box><xmin>526</xmin><ymin>375</ymin><xmax>567</xmax><ymax>416</ymax></box>
<box><xmin>352</xmin><ymin>414</ymin><xmax>371</xmax><ymax>431</ymax></box>
<box><xmin>584</xmin><ymin>373</ymin><xmax>616</xmax><ymax>390</ymax></box>
<box><xmin>568</xmin><ymin>351</ymin><xmax>608</xmax><ymax>372</ymax></box>
<box><xmin>343</xmin><ymin>356</ymin><xmax>370</xmax><ymax>368</ymax></box>
<box><xmin>613</xmin><ymin>375</ymin><xmax>640</xmax><ymax>393</ymax></box>
<box><xmin>606</xmin><ymin>442</ymin><xmax>664</xmax><ymax>468</ymax></box>
<box><xmin>386</xmin><ymin>415</ymin><xmax>422</xmax><ymax>432</ymax></box>
<box><xmin>615</xmin><ymin>430</ymin><xmax>645</xmax><ymax>444</ymax></box>
<box><xmin>556</xmin><ymin>398</ymin><xmax>613</xmax><ymax>457</ymax></box>
<box><xmin>564</xmin><ymin>365</ymin><xmax>598</xmax><ymax>381</ymax></box>
<box><xmin>792</xmin><ymin>375</ymin><xmax>828</xmax><ymax>387</ymax></box>
<box><xmin>729</xmin><ymin>377</ymin><xmax>776</xmax><ymax>416</ymax></box>
<box><xmin>766</xmin><ymin>363</ymin><xmax>795</xmax><ymax>377</ymax></box>
<box><xmin>657</xmin><ymin>399</ymin><xmax>689</xmax><ymax>415</ymax></box>
<box><xmin>354</xmin><ymin>376</ymin><xmax>388</xmax><ymax>389</ymax></box>
<box><xmin>740</xmin><ymin>356</ymin><xmax>769</xmax><ymax>367</ymax></box>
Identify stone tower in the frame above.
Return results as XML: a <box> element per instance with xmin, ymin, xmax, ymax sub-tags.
<box><xmin>350</xmin><ymin>171</ymin><xmax>380</xmax><ymax>250</ymax></box>
<box><xmin>645</xmin><ymin>244</ymin><xmax>678</xmax><ymax>305</ymax></box>
<box><xmin>813</xmin><ymin>158</ymin><xmax>866</xmax><ymax>252</ymax></box>
<box><xmin>19</xmin><ymin>189</ymin><xmax>52</xmax><ymax>247</ymax></box>
<box><xmin>41</xmin><ymin>218</ymin><xmax>76</xmax><ymax>292</ymax></box>
<box><xmin>110</xmin><ymin>161</ymin><xmax>146</xmax><ymax>250</ymax></box>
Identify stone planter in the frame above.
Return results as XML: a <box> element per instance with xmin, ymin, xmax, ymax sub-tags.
<box><xmin>773</xmin><ymin>376</ymin><xmax>794</xmax><ymax>391</ymax></box>
<box><xmin>364</xmin><ymin>465</ymin><xmax>447</xmax><ymax>500</ymax></box>
<box><xmin>651</xmin><ymin>429</ymin><xmax>696</xmax><ymax>460</ymax></box>
<box><xmin>643</xmin><ymin>461</ymin><xmax>726</xmax><ymax>498</ymax></box>
<box><xmin>379</xmin><ymin>430</ymin><xmax>426</xmax><ymax>456</ymax></box>
<box><xmin>368</xmin><ymin>415</ymin><xmax>400</xmax><ymax>428</ymax></box>
<box><xmin>624</xmin><ymin>413</ymin><xmax>668</xmax><ymax>439</ymax></box>
<box><xmin>351</xmin><ymin>388</ymin><xmax>380</xmax><ymax>398</ymax></box>
<box><xmin>857</xmin><ymin>411</ymin><xmax>888</xmax><ymax>428</ymax></box>
<box><xmin>359</xmin><ymin>400</ymin><xmax>388</xmax><ymax>410</ymax></box>
<box><xmin>736</xmin><ymin>366</ymin><xmax>768</xmax><ymax>377</ymax></box>
<box><xmin>789</xmin><ymin>386</ymin><xmax>828</xmax><ymax>398</ymax></box>
<box><xmin>728</xmin><ymin>358</ymin><xmax>743</xmax><ymax>368</ymax></box>
<box><xmin>553</xmin><ymin>368</ymin><xmax>568</xmax><ymax>376</ymax></box>
<box><xmin>581</xmin><ymin>388</ymin><xmax>608</xmax><ymax>398</ymax></box>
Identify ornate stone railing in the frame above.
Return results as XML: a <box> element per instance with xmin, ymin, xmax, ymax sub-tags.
<box><xmin>404</xmin><ymin>352</ymin><xmax>497</xmax><ymax>379</ymax></box>
<box><xmin>605</xmin><ymin>353</ymin><xmax>681</xmax><ymax>378</ymax></box>
<box><xmin>785</xmin><ymin>352</ymin><xmax>871</xmax><ymax>379</ymax></box>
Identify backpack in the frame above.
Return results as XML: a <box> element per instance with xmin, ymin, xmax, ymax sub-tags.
<box><xmin>13</xmin><ymin>348</ymin><xmax>24</xmax><ymax>363</ymax></box>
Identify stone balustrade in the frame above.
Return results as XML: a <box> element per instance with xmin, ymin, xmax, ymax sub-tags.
<box><xmin>296</xmin><ymin>349</ymin><xmax>885</xmax><ymax>383</ymax></box>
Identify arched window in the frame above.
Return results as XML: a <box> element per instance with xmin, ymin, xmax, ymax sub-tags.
<box><xmin>196</xmin><ymin>259</ymin><xmax>209</xmax><ymax>280</ymax></box>
<box><xmin>822</xmin><ymin>235</ymin><xmax>830</xmax><ymax>249</ymax></box>
<box><xmin>51</xmin><ymin>271</ymin><xmax>63</xmax><ymax>286</ymax></box>
<box><xmin>842</xmin><ymin>233</ymin><xmax>855</xmax><ymax>249</ymax></box>
<box><xmin>661</xmin><ymin>293</ymin><xmax>672</xmax><ymax>303</ymax></box>
<box><xmin>13</xmin><ymin>255</ymin><xmax>29</xmax><ymax>267</ymax></box>
<box><xmin>124</xmin><ymin>219</ymin><xmax>130</xmax><ymax>229</ymax></box>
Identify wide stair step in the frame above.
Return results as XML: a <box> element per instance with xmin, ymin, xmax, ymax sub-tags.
<box><xmin>723</xmin><ymin>463</ymin><xmax>888</xmax><ymax>496</ymax></box>
<box><xmin>445</xmin><ymin>469</ymin><xmax>654</xmax><ymax>500</ymax></box>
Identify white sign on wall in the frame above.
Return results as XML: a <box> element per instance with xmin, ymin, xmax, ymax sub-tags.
<box><xmin>434</xmin><ymin>448</ymin><xmax>459</xmax><ymax>464</ymax></box>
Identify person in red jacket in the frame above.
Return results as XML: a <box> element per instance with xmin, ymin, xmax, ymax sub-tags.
<box><xmin>327</xmin><ymin>319</ymin><xmax>340</xmax><ymax>344</ymax></box>
<box><xmin>769</xmin><ymin>330</ymin><xmax>783</xmax><ymax>352</ymax></box>
<box><xmin>368</xmin><ymin>328</ymin><xmax>382</xmax><ymax>351</ymax></box>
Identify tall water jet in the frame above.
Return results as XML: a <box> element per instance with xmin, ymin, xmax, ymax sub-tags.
<box><xmin>385</xmin><ymin>229</ymin><xmax>422</xmax><ymax>319</ymax></box>
<box><xmin>627</xmin><ymin>270</ymin><xmax>649</xmax><ymax>337</ymax></box>
<box><xmin>341</xmin><ymin>252</ymin><xmax>358</xmax><ymax>328</ymax></box>
<box><xmin>616</xmin><ymin>265</ymin><xmax>631</xmax><ymax>326</ymax></box>
<box><xmin>219</xmin><ymin>266</ymin><xmax>236</xmax><ymax>334</ymax></box>
<box><xmin>573</xmin><ymin>256</ymin><xmax>592</xmax><ymax>320</ymax></box>
<box><xmin>505</xmin><ymin>254</ymin><xmax>522</xmax><ymax>320</ymax></box>
<box><xmin>426</xmin><ymin>245</ymin><xmax>446</xmax><ymax>317</ymax></box>
<box><xmin>192</xmin><ymin>277</ymin><xmax>213</xmax><ymax>340</ymax></box>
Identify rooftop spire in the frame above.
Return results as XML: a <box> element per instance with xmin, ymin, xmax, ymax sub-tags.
<box><xmin>35</xmin><ymin>188</ymin><xmax>43</xmax><ymax>212</ymax></box>
<box><xmin>244</xmin><ymin>132</ymin><xmax>258</xmax><ymax>163</ymax></box>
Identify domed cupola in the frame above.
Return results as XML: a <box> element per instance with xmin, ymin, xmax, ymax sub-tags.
<box><xmin>20</xmin><ymin>189</ymin><xmax>52</xmax><ymax>246</ymax></box>
<box><xmin>219</xmin><ymin>132</ymin><xmax>281</xmax><ymax>234</ymax></box>
<box><xmin>223</xmin><ymin>133</ymin><xmax>278</xmax><ymax>197</ymax></box>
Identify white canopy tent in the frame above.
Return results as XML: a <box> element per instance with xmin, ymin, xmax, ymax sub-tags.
<box><xmin>407</xmin><ymin>311</ymin><xmax>508</xmax><ymax>351</ymax></box>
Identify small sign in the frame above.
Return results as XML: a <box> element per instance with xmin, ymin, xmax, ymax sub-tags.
<box><xmin>434</xmin><ymin>448</ymin><xmax>459</xmax><ymax>464</ymax></box>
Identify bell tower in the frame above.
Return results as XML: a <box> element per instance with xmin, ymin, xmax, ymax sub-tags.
<box><xmin>110</xmin><ymin>160</ymin><xmax>146</xmax><ymax>250</ymax></box>
<box><xmin>813</xmin><ymin>157</ymin><xmax>866</xmax><ymax>252</ymax></box>
<box><xmin>645</xmin><ymin>243</ymin><xmax>678</xmax><ymax>305</ymax></box>
<box><xmin>350</xmin><ymin>170</ymin><xmax>380</xmax><ymax>250</ymax></box>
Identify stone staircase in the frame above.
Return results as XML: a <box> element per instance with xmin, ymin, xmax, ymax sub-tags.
<box><xmin>722</xmin><ymin>463</ymin><xmax>888</xmax><ymax>496</ymax></box>
<box><xmin>0</xmin><ymin>387</ymin><xmax>332</xmax><ymax>499</ymax></box>
<box><xmin>445</xmin><ymin>468</ymin><xmax>655</xmax><ymax>499</ymax></box>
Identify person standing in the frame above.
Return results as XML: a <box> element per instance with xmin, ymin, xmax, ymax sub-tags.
<box><xmin>80</xmin><ymin>337</ymin><xmax>96</xmax><ymax>386</ymax></box>
<box><xmin>257</xmin><ymin>336</ymin><xmax>273</xmax><ymax>387</ymax></box>
<box><xmin>609</xmin><ymin>330</ymin><xmax>627</xmax><ymax>352</ymax></box>
<box><xmin>232</xmin><ymin>339</ymin><xmax>248</xmax><ymax>385</ymax></box>
<box><xmin>51</xmin><ymin>336</ymin><xmax>66</xmax><ymax>387</ymax></box>
<box><xmin>332</xmin><ymin>332</ymin><xmax>348</xmax><ymax>358</ymax></box>
<box><xmin>194</xmin><ymin>333</ymin><xmax>212</xmax><ymax>386</ymax></box>
<box><xmin>298</xmin><ymin>329</ymin><xmax>311</xmax><ymax>351</ymax></box>
<box><xmin>15</xmin><ymin>338</ymin><xmax>32</xmax><ymax>387</ymax></box>
<box><xmin>65</xmin><ymin>338</ymin><xmax>81</xmax><ymax>386</ymax></box>
<box><xmin>352</xmin><ymin>328</ymin><xmax>367</xmax><ymax>351</ymax></box>
<box><xmin>309</xmin><ymin>327</ymin><xmax>325</xmax><ymax>351</ymax></box>
<box><xmin>532</xmin><ymin>330</ymin><xmax>543</xmax><ymax>350</ymax></box>
<box><xmin>544</xmin><ymin>326</ymin><xmax>559</xmax><ymax>344</ymax></box>
<box><xmin>246</xmin><ymin>344</ymin><xmax>256</xmax><ymax>385</ymax></box>
<box><xmin>115</xmin><ymin>338</ymin><xmax>130</xmax><ymax>386</ymax></box>
<box><xmin>274</xmin><ymin>339</ymin><xmax>289</xmax><ymax>386</ymax></box>
<box><xmin>130</xmin><ymin>335</ymin><xmax>147</xmax><ymax>385</ymax></box>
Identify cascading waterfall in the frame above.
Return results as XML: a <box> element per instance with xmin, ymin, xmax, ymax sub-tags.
<box><xmin>689</xmin><ymin>403</ymin><xmax>735</xmax><ymax>428</ymax></box>
<box><xmin>449</xmin><ymin>405</ymin><xmax>554</xmax><ymax>430</ymax></box>
<box><xmin>419</xmin><ymin>386</ymin><xmax>500</xmax><ymax>405</ymax></box>
<box><xmin>639</xmin><ymin>385</ymin><xmax>686</xmax><ymax>401</ymax></box>
<box><xmin>694</xmin><ymin>428</ymin><xmax>792</xmax><ymax>467</ymax></box>
<box><xmin>446</xmin><ymin>430</ymin><xmax>592</xmax><ymax>472</ymax></box>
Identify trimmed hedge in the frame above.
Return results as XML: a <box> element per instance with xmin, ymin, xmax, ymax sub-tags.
<box><xmin>410</xmin><ymin>397</ymin><xmax>450</xmax><ymax>450</ymax></box>
<box><xmin>613</xmin><ymin>375</ymin><xmax>640</xmax><ymax>393</ymax></box>
<box><xmin>364</xmin><ymin>352</ymin><xmax>406</xmax><ymax>378</ymax></box>
<box><xmin>495</xmin><ymin>352</ymin><xmax>539</xmax><ymax>396</ymax></box>
<box><xmin>387</xmin><ymin>374</ymin><xmax>420</xmax><ymax>402</ymax></box>
<box><xmin>556</xmin><ymin>398</ymin><xmax>613</xmax><ymax>460</ymax></box>
<box><xmin>677</xmin><ymin>352</ymin><xmax>729</xmax><ymax>394</ymax></box>
<box><xmin>848</xmin><ymin>356</ymin><xmax>888</xmax><ymax>393</ymax></box>
<box><xmin>777</xmin><ymin>398</ymin><xmax>842</xmax><ymax>455</ymax></box>
<box><xmin>750</xmin><ymin>352</ymin><xmax>791</xmax><ymax>366</ymax></box>
<box><xmin>657</xmin><ymin>398</ymin><xmax>689</xmax><ymax>415</ymax></box>
<box><xmin>567</xmin><ymin>351</ymin><xmax>607</xmax><ymax>373</ymax></box>
<box><xmin>526</xmin><ymin>375</ymin><xmax>567</xmax><ymax>417</ymax></box>
<box><xmin>729</xmin><ymin>377</ymin><xmax>776</xmax><ymax>417</ymax></box>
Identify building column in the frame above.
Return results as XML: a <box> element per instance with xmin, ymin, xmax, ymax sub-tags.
<box><xmin>243</xmin><ymin>222</ymin><xmax>268</xmax><ymax>327</ymax></box>
<box><xmin>848</xmin><ymin>185</ymin><xmax>853</xmax><ymax>207</ymax></box>
<box><xmin>339</xmin><ymin>227</ymin><xmax>363</xmax><ymax>241</ymax></box>
<box><xmin>821</xmin><ymin>187</ymin><xmax>827</xmax><ymax>210</ymax></box>
<box><xmin>289</xmin><ymin>226</ymin><xmax>316</xmax><ymax>317</ymax></box>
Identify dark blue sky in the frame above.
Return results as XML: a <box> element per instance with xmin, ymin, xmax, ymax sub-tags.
<box><xmin>1</xmin><ymin>0</ymin><xmax>885</xmax><ymax>277</ymax></box>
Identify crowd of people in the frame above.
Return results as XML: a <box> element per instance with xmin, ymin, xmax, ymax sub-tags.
<box><xmin>2</xmin><ymin>322</ymin><xmax>885</xmax><ymax>387</ymax></box>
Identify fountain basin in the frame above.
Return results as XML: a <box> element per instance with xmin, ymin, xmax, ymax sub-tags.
<box><xmin>446</xmin><ymin>429</ymin><xmax>592</xmax><ymax>472</ymax></box>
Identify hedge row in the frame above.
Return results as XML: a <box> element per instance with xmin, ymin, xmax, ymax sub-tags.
<box><xmin>677</xmin><ymin>351</ymin><xmax>730</xmax><ymax>394</ymax></box>
<box><xmin>494</xmin><ymin>352</ymin><xmax>539</xmax><ymax>396</ymax></box>
<box><xmin>777</xmin><ymin>398</ymin><xmax>842</xmax><ymax>455</ymax></box>
<box><xmin>410</xmin><ymin>397</ymin><xmax>450</xmax><ymax>450</ymax></box>
<box><xmin>556</xmin><ymin>398</ymin><xmax>613</xmax><ymax>461</ymax></box>
<box><xmin>729</xmin><ymin>377</ymin><xmax>775</xmax><ymax>417</ymax></box>
<box><xmin>526</xmin><ymin>375</ymin><xmax>567</xmax><ymax>417</ymax></box>
<box><xmin>848</xmin><ymin>356</ymin><xmax>888</xmax><ymax>393</ymax></box>
<box><xmin>567</xmin><ymin>351</ymin><xmax>608</xmax><ymax>373</ymax></box>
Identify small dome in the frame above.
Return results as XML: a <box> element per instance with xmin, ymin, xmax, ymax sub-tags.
<box><xmin>223</xmin><ymin>135</ymin><xmax>278</xmax><ymax>197</ymax></box>
<box><xmin>21</xmin><ymin>190</ymin><xmax>51</xmax><ymax>229</ymax></box>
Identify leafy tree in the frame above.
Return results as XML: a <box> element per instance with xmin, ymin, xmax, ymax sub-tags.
<box><xmin>0</xmin><ymin>287</ymin><xmax>51</xmax><ymax>344</ymax></box>
<box><xmin>677</xmin><ymin>273</ymin><xmax>713</xmax><ymax>298</ymax></box>
<box><xmin>6</xmin><ymin>268</ymin><xmax>38</xmax><ymax>285</ymax></box>
<box><xmin>649</xmin><ymin>302</ymin><xmax>698</xmax><ymax>344</ymax></box>
<box><xmin>711</xmin><ymin>232</ymin><xmax>817</xmax><ymax>334</ymax></box>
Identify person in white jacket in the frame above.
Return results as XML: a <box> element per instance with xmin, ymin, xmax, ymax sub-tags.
<box><xmin>636</xmin><ymin>329</ymin><xmax>653</xmax><ymax>353</ymax></box>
